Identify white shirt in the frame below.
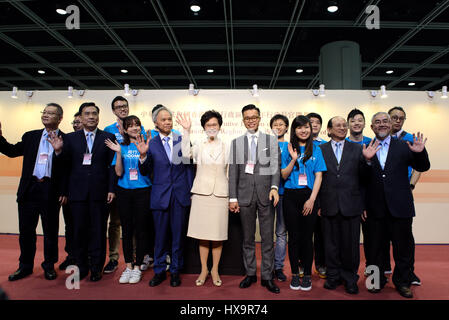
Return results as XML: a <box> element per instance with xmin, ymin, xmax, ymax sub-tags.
<box><xmin>330</xmin><ymin>139</ymin><xmax>346</xmax><ymax>155</ymax></box>
<box><xmin>83</xmin><ymin>128</ymin><xmax>98</xmax><ymax>153</ymax></box>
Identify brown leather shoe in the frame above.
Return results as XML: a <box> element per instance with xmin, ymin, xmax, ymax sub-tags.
<box><xmin>397</xmin><ymin>286</ymin><xmax>413</xmax><ymax>298</ymax></box>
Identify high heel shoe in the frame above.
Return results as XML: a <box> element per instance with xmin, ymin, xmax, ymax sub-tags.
<box><xmin>195</xmin><ymin>272</ymin><xmax>209</xmax><ymax>286</ymax></box>
<box><xmin>211</xmin><ymin>272</ymin><xmax>222</xmax><ymax>287</ymax></box>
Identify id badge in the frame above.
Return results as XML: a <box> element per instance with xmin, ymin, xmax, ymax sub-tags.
<box><xmin>83</xmin><ymin>153</ymin><xmax>92</xmax><ymax>165</ymax></box>
<box><xmin>129</xmin><ymin>168</ymin><xmax>138</xmax><ymax>181</ymax></box>
<box><xmin>298</xmin><ymin>173</ymin><xmax>307</xmax><ymax>186</ymax></box>
<box><xmin>245</xmin><ymin>161</ymin><xmax>255</xmax><ymax>175</ymax></box>
<box><xmin>38</xmin><ymin>153</ymin><xmax>48</xmax><ymax>165</ymax></box>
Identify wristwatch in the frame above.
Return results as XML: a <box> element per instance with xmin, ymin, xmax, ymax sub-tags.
<box><xmin>410</xmin><ymin>184</ymin><xmax>415</xmax><ymax>190</ymax></box>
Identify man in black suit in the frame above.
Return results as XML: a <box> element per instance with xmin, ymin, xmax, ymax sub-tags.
<box><xmin>0</xmin><ymin>103</ymin><xmax>65</xmax><ymax>281</ymax></box>
<box><xmin>319</xmin><ymin>116</ymin><xmax>373</xmax><ymax>294</ymax></box>
<box><xmin>54</xmin><ymin>102</ymin><xmax>116</xmax><ymax>282</ymax></box>
<box><xmin>364</xmin><ymin>112</ymin><xmax>430</xmax><ymax>298</ymax></box>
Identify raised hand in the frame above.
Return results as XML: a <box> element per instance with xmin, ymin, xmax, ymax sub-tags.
<box><xmin>47</xmin><ymin>131</ymin><xmax>63</xmax><ymax>153</ymax></box>
<box><xmin>176</xmin><ymin>113</ymin><xmax>192</xmax><ymax>131</ymax></box>
<box><xmin>362</xmin><ymin>139</ymin><xmax>380</xmax><ymax>160</ymax></box>
<box><xmin>407</xmin><ymin>132</ymin><xmax>427</xmax><ymax>153</ymax></box>
<box><xmin>105</xmin><ymin>139</ymin><xmax>121</xmax><ymax>153</ymax></box>
<box><xmin>288</xmin><ymin>143</ymin><xmax>299</xmax><ymax>161</ymax></box>
<box><xmin>146</xmin><ymin>130</ymin><xmax>153</xmax><ymax>142</ymax></box>
<box><xmin>135</xmin><ymin>133</ymin><xmax>150</xmax><ymax>156</ymax></box>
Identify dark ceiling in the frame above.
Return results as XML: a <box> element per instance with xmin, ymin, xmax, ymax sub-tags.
<box><xmin>0</xmin><ymin>0</ymin><xmax>448</xmax><ymax>91</ymax></box>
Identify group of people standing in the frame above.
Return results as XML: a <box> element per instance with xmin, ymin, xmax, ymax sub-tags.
<box><xmin>0</xmin><ymin>97</ymin><xmax>429</xmax><ymax>299</ymax></box>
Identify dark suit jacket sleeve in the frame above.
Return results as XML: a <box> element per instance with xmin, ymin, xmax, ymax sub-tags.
<box><xmin>138</xmin><ymin>147</ymin><xmax>152</xmax><ymax>177</ymax></box>
<box><xmin>410</xmin><ymin>147</ymin><xmax>430</xmax><ymax>172</ymax></box>
<box><xmin>59</xmin><ymin>133</ymin><xmax>72</xmax><ymax>197</ymax></box>
<box><xmin>0</xmin><ymin>133</ymin><xmax>26</xmax><ymax>157</ymax></box>
<box><xmin>358</xmin><ymin>146</ymin><xmax>369</xmax><ymax>210</ymax></box>
<box><xmin>107</xmin><ymin>133</ymin><xmax>117</xmax><ymax>194</ymax></box>
<box><xmin>228</xmin><ymin>139</ymin><xmax>238</xmax><ymax>199</ymax></box>
<box><xmin>51</xmin><ymin>131</ymin><xmax>65</xmax><ymax>197</ymax></box>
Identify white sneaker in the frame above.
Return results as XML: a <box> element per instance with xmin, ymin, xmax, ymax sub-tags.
<box><xmin>129</xmin><ymin>269</ymin><xmax>142</xmax><ymax>284</ymax></box>
<box><xmin>140</xmin><ymin>255</ymin><xmax>154</xmax><ymax>271</ymax></box>
<box><xmin>119</xmin><ymin>268</ymin><xmax>132</xmax><ymax>284</ymax></box>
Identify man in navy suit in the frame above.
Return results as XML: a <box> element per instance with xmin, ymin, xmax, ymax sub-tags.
<box><xmin>363</xmin><ymin>112</ymin><xmax>430</xmax><ymax>298</ymax></box>
<box><xmin>0</xmin><ymin>103</ymin><xmax>65</xmax><ymax>281</ymax></box>
<box><xmin>54</xmin><ymin>102</ymin><xmax>116</xmax><ymax>282</ymax></box>
<box><xmin>137</xmin><ymin>105</ymin><xmax>191</xmax><ymax>287</ymax></box>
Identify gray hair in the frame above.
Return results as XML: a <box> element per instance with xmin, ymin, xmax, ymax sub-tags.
<box><xmin>152</xmin><ymin>106</ymin><xmax>172</xmax><ymax>123</ymax></box>
<box><xmin>371</xmin><ymin>112</ymin><xmax>390</xmax><ymax>124</ymax></box>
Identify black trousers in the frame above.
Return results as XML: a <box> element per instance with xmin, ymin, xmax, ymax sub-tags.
<box><xmin>283</xmin><ymin>188</ymin><xmax>318</xmax><ymax>276</ymax></box>
<box><xmin>322</xmin><ymin>213</ymin><xmax>361</xmax><ymax>286</ymax></box>
<box><xmin>313</xmin><ymin>215</ymin><xmax>326</xmax><ymax>268</ymax></box>
<box><xmin>116</xmin><ymin>186</ymin><xmax>151</xmax><ymax>266</ymax></box>
<box><xmin>18</xmin><ymin>178</ymin><xmax>60</xmax><ymax>271</ymax></box>
<box><xmin>61</xmin><ymin>204</ymin><xmax>75</xmax><ymax>260</ymax></box>
<box><xmin>70</xmin><ymin>199</ymin><xmax>108</xmax><ymax>274</ymax></box>
<box><xmin>366</xmin><ymin>212</ymin><xmax>415</xmax><ymax>288</ymax></box>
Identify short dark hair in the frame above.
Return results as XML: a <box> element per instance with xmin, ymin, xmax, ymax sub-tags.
<box><xmin>79</xmin><ymin>102</ymin><xmax>99</xmax><ymax>114</ymax></box>
<box><xmin>200</xmin><ymin>110</ymin><xmax>223</xmax><ymax>128</ymax></box>
<box><xmin>306</xmin><ymin>112</ymin><xmax>322</xmax><ymax>125</ymax></box>
<box><xmin>347</xmin><ymin>108</ymin><xmax>365</xmax><ymax>122</ymax></box>
<box><xmin>388</xmin><ymin>106</ymin><xmax>406</xmax><ymax>117</ymax></box>
<box><xmin>327</xmin><ymin>117</ymin><xmax>335</xmax><ymax>130</ymax></box>
<box><xmin>74</xmin><ymin>111</ymin><xmax>81</xmax><ymax>117</ymax></box>
<box><xmin>46</xmin><ymin>103</ymin><xmax>63</xmax><ymax>117</ymax></box>
<box><xmin>122</xmin><ymin>115</ymin><xmax>142</xmax><ymax>146</ymax></box>
<box><xmin>290</xmin><ymin>115</ymin><xmax>313</xmax><ymax>165</ymax></box>
<box><xmin>111</xmin><ymin>96</ymin><xmax>128</xmax><ymax>110</ymax></box>
<box><xmin>241</xmin><ymin>104</ymin><xmax>260</xmax><ymax>116</ymax></box>
<box><xmin>270</xmin><ymin>114</ymin><xmax>289</xmax><ymax>128</ymax></box>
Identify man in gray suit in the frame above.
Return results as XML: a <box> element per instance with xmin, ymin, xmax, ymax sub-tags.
<box><xmin>229</xmin><ymin>104</ymin><xmax>281</xmax><ymax>294</ymax></box>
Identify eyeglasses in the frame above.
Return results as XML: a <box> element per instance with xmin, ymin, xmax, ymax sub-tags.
<box><xmin>71</xmin><ymin>121</ymin><xmax>81</xmax><ymax>125</ymax></box>
<box><xmin>243</xmin><ymin>116</ymin><xmax>260</xmax><ymax>122</ymax></box>
<box><xmin>41</xmin><ymin>111</ymin><xmax>58</xmax><ymax>116</ymax></box>
<box><xmin>113</xmin><ymin>104</ymin><xmax>129</xmax><ymax>110</ymax></box>
<box><xmin>391</xmin><ymin>115</ymin><xmax>406</xmax><ymax>121</ymax></box>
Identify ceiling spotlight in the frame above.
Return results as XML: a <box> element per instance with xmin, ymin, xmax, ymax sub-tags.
<box><xmin>296</xmin><ymin>69</ymin><xmax>304</xmax><ymax>73</ymax></box>
<box><xmin>380</xmin><ymin>85</ymin><xmax>387</xmax><ymax>98</ymax></box>
<box><xmin>124</xmin><ymin>83</ymin><xmax>131</xmax><ymax>96</ymax></box>
<box><xmin>26</xmin><ymin>91</ymin><xmax>33</xmax><ymax>98</ymax></box>
<box><xmin>251</xmin><ymin>84</ymin><xmax>259</xmax><ymax>97</ymax></box>
<box><xmin>188</xmin><ymin>83</ymin><xmax>199</xmax><ymax>96</ymax></box>
<box><xmin>132</xmin><ymin>89</ymin><xmax>139</xmax><ymax>96</ymax></box>
<box><xmin>319</xmin><ymin>84</ymin><xmax>326</xmax><ymax>97</ymax></box>
<box><xmin>38</xmin><ymin>70</ymin><xmax>45</xmax><ymax>74</ymax></box>
<box><xmin>78</xmin><ymin>89</ymin><xmax>85</xmax><ymax>97</ymax></box>
<box><xmin>56</xmin><ymin>8</ymin><xmax>67</xmax><ymax>15</ymax></box>
<box><xmin>408</xmin><ymin>82</ymin><xmax>415</xmax><ymax>86</ymax></box>
<box><xmin>370</xmin><ymin>90</ymin><xmax>378</xmax><ymax>98</ymax></box>
<box><xmin>207</xmin><ymin>69</ymin><xmax>214</xmax><ymax>73</ymax></box>
<box><xmin>327</xmin><ymin>1</ymin><xmax>338</xmax><ymax>13</ymax></box>
<box><xmin>68</xmin><ymin>86</ymin><xmax>73</xmax><ymax>98</ymax></box>
<box><xmin>190</xmin><ymin>1</ymin><xmax>201</xmax><ymax>13</ymax></box>
<box><xmin>386</xmin><ymin>70</ymin><xmax>394</xmax><ymax>74</ymax></box>
<box><xmin>442</xmin><ymin>86</ymin><xmax>448</xmax><ymax>99</ymax></box>
<box><xmin>312</xmin><ymin>89</ymin><xmax>319</xmax><ymax>96</ymax></box>
<box><xmin>11</xmin><ymin>86</ymin><xmax>18</xmax><ymax>99</ymax></box>
<box><xmin>121</xmin><ymin>69</ymin><xmax>128</xmax><ymax>73</ymax></box>
<box><xmin>427</xmin><ymin>91</ymin><xmax>435</xmax><ymax>99</ymax></box>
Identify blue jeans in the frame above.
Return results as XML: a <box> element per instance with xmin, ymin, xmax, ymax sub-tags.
<box><xmin>274</xmin><ymin>195</ymin><xmax>287</xmax><ymax>270</ymax></box>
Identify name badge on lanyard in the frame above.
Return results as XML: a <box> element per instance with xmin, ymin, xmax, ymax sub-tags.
<box><xmin>298</xmin><ymin>174</ymin><xmax>307</xmax><ymax>186</ymax></box>
<box><xmin>129</xmin><ymin>168</ymin><xmax>138</xmax><ymax>181</ymax></box>
<box><xmin>83</xmin><ymin>153</ymin><xmax>92</xmax><ymax>165</ymax></box>
<box><xmin>245</xmin><ymin>160</ymin><xmax>255</xmax><ymax>175</ymax></box>
<box><xmin>38</xmin><ymin>153</ymin><xmax>49</xmax><ymax>165</ymax></box>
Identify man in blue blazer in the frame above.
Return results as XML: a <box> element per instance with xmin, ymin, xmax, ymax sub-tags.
<box><xmin>137</xmin><ymin>105</ymin><xmax>191</xmax><ymax>287</ymax></box>
<box><xmin>54</xmin><ymin>102</ymin><xmax>116</xmax><ymax>282</ymax></box>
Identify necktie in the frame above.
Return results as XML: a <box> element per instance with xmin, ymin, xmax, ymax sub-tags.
<box><xmin>86</xmin><ymin>132</ymin><xmax>93</xmax><ymax>153</ymax></box>
<box><xmin>379</xmin><ymin>141</ymin><xmax>386</xmax><ymax>169</ymax></box>
<box><xmin>35</xmin><ymin>132</ymin><xmax>48</xmax><ymax>179</ymax></box>
<box><xmin>250</xmin><ymin>135</ymin><xmax>257</xmax><ymax>162</ymax></box>
<box><xmin>163</xmin><ymin>136</ymin><xmax>172</xmax><ymax>162</ymax></box>
<box><xmin>335</xmin><ymin>142</ymin><xmax>342</xmax><ymax>164</ymax></box>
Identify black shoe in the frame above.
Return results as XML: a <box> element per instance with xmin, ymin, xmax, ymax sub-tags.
<box><xmin>44</xmin><ymin>268</ymin><xmax>57</xmax><ymax>280</ymax></box>
<box><xmin>239</xmin><ymin>275</ymin><xmax>257</xmax><ymax>288</ymax></box>
<box><xmin>345</xmin><ymin>283</ymin><xmax>359</xmax><ymax>294</ymax></box>
<box><xmin>103</xmin><ymin>260</ymin><xmax>118</xmax><ymax>274</ymax></box>
<box><xmin>323</xmin><ymin>279</ymin><xmax>342</xmax><ymax>290</ymax></box>
<box><xmin>59</xmin><ymin>257</ymin><xmax>76</xmax><ymax>271</ymax></box>
<box><xmin>170</xmin><ymin>273</ymin><xmax>181</xmax><ymax>287</ymax></box>
<box><xmin>261</xmin><ymin>279</ymin><xmax>280</xmax><ymax>294</ymax></box>
<box><xmin>411</xmin><ymin>272</ymin><xmax>421</xmax><ymax>286</ymax></box>
<box><xmin>274</xmin><ymin>269</ymin><xmax>287</xmax><ymax>282</ymax></box>
<box><xmin>8</xmin><ymin>268</ymin><xmax>33</xmax><ymax>281</ymax></box>
<box><xmin>397</xmin><ymin>286</ymin><xmax>413</xmax><ymax>298</ymax></box>
<box><xmin>149</xmin><ymin>272</ymin><xmax>167</xmax><ymax>287</ymax></box>
<box><xmin>90</xmin><ymin>271</ymin><xmax>102</xmax><ymax>282</ymax></box>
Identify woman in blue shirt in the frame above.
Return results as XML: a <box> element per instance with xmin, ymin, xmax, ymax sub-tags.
<box><xmin>281</xmin><ymin>115</ymin><xmax>327</xmax><ymax>292</ymax></box>
<box><xmin>106</xmin><ymin>115</ymin><xmax>152</xmax><ymax>284</ymax></box>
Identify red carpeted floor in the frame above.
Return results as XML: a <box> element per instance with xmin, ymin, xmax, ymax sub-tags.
<box><xmin>0</xmin><ymin>234</ymin><xmax>448</xmax><ymax>300</ymax></box>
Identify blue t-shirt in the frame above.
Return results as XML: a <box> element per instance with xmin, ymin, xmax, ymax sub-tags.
<box><xmin>313</xmin><ymin>138</ymin><xmax>327</xmax><ymax>147</ymax></box>
<box><xmin>104</xmin><ymin>122</ymin><xmax>146</xmax><ymax>144</ymax></box>
<box><xmin>111</xmin><ymin>143</ymin><xmax>152</xmax><ymax>189</ymax></box>
<box><xmin>150</xmin><ymin>128</ymin><xmax>181</xmax><ymax>139</ymax></box>
<box><xmin>278</xmin><ymin>141</ymin><xmax>289</xmax><ymax>196</ymax></box>
<box><xmin>346</xmin><ymin>136</ymin><xmax>372</xmax><ymax>147</ymax></box>
<box><xmin>394</xmin><ymin>131</ymin><xmax>414</xmax><ymax>180</ymax></box>
<box><xmin>281</xmin><ymin>144</ymin><xmax>327</xmax><ymax>190</ymax></box>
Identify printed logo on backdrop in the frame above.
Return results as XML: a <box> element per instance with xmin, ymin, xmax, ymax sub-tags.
<box><xmin>365</xmin><ymin>5</ymin><xmax>380</xmax><ymax>30</ymax></box>
<box><xmin>65</xmin><ymin>5</ymin><xmax>80</xmax><ymax>30</ymax></box>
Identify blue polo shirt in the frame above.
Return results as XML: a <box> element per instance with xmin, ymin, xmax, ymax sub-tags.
<box><xmin>393</xmin><ymin>130</ymin><xmax>414</xmax><ymax>180</ymax></box>
<box><xmin>278</xmin><ymin>141</ymin><xmax>289</xmax><ymax>196</ymax></box>
<box><xmin>346</xmin><ymin>136</ymin><xmax>372</xmax><ymax>147</ymax></box>
<box><xmin>111</xmin><ymin>143</ymin><xmax>152</xmax><ymax>189</ymax></box>
<box><xmin>150</xmin><ymin>128</ymin><xmax>181</xmax><ymax>139</ymax></box>
<box><xmin>281</xmin><ymin>144</ymin><xmax>327</xmax><ymax>190</ymax></box>
<box><xmin>104</xmin><ymin>122</ymin><xmax>146</xmax><ymax>144</ymax></box>
<box><xmin>313</xmin><ymin>137</ymin><xmax>327</xmax><ymax>147</ymax></box>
